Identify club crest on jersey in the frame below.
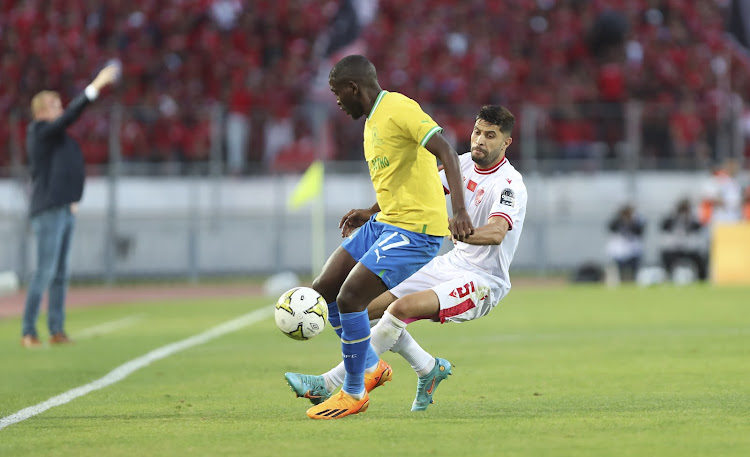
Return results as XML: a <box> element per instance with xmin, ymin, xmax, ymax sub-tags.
<box><xmin>500</xmin><ymin>188</ymin><xmax>515</xmax><ymax>207</ymax></box>
<box><xmin>474</xmin><ymin>187</ymin><xmax>485</xmax><ymax>206</ymax></box>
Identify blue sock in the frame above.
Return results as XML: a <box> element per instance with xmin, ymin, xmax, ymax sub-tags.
<box><xmin>327</xmin><ymin>301</ymin><xmax>343</xmax><ymax>338</ymax></box>
<box><xmin>340</xmin><ymin>310</ymin><xmax>370</xmax><ymax>396</ymax></box>
<box><xmin>365</xmin><ymin>344</ymin><xmax>379</xmax><ymax>370</ymax></box>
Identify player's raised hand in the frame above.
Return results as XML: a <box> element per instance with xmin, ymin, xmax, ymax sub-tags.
<box><xmin>339</xmin><ymin>208</ymin><xmax>372</xmax><ymax>237</ymax></box>
<box><xmin>91</xmin><ymin>63</ymin><xmax>121</xmax><ymax>91</ymax></box>
<box><xmin>450</xmin><ymin>208</ymin><xmax>474</xmax><ymax>241</ymax></box>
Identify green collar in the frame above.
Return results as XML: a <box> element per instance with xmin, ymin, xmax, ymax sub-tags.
<box><xmin>367</xmin><ymin>90</ymin><xmax>388</xmax><ymax>119</ymax></box>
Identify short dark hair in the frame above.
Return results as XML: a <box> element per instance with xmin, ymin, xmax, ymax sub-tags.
<box><xmin>329</xmin><ymin>55</ymin><xmax>378</xmax><ymax>85</ymax></box>
<box><xmin>477</xmin><ymin>105</ymin><xmax>515</xmax><ymax>135</ymax></box>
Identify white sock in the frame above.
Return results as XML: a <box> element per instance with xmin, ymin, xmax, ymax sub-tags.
<box><xmin>348</xmin><ymin>388</ymin><xmax>366</xmax><ymax>400</ymax></box>
<box><xmin>321</xmin><ymin>312</ymin><xmax>407</xmax><ymax>391</ymax></box>
<box><xmin>390</xmin><ymin>329</ymin><xmax>435</xmax><ymax>377</ymax></box>
<box><xmin>322</xmin><ymin>365</ymin><xmax>344</xmax><ymax>393</ymax></box>
<box><xmin>370</xmin><ymin>311</ymin><xmax>407</xmax><ymax>355</ymax></box>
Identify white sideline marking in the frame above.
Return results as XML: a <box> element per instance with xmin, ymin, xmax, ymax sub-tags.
<box><xmin>0</xmin><ymin>306</ymin><xmax>274</xmax><ymax>431</ymax></box>
<box><xmin>76</xmin><ymin>315</ymin><xmax>145</xmax><ymax>339</ymax></box>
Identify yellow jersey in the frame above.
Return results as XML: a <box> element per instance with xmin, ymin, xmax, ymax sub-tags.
<box><xmin>364</xmin><ymin>91</ymin><xmax>449</xmax><ymax>236</ymax></box>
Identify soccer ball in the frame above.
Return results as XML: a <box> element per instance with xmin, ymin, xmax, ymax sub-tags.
<box><xmin>274</xmin><ymin>287</ymin><xmax>328</xmax><ymax>340</ymax></box>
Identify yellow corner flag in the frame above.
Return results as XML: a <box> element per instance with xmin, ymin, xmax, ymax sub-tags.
<box><xmin>287</xmin><ymin>160</ymin><xmax>324</xmax><ymax>210</ymax></box>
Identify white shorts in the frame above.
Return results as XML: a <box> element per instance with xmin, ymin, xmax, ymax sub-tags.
<box><xmin>390</xmin><ymin>255</ymin><xmax>509</xmax><ymax>323</ymax></box>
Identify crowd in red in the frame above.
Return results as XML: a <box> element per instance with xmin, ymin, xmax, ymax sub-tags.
<box><xmin>1</xmin><ymin>0</ymin><xmax>747</xmax><ymax>173</ymax></box>
<box><xmin>359</xmin><ymin>0</ymin><xmax>749</xmax><ymax>167</ymax></box>
<box><xmin>0</xmin><ymin>0</ymin><xmax>326</xmax><ymax>172</ymax></box>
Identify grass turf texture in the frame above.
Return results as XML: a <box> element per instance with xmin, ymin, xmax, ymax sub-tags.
<box><xmin>1</xmin><ymin>284</ymin><xmax>748</xmax><ymax>456</ymax></box>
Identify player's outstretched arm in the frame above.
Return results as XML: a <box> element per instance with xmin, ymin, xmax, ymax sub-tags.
<box><xmin>424</xmin><ymin>133</ymin><xmax>474</xmax><ymax>240</ymax></box>
<box><xmin>458</xmin><ymin>216</ymin><xmax>509</xmax><ymax>246</ymax></box>
<box><xmin>38</xmin><ymin>63</ymin><xmax>122</xmax><ymax>138</ymax></box>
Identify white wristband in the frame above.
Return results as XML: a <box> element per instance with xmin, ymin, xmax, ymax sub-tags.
<box><xmin>84</xmin><ymin>85</ymin><xmax>99</xmax><ymax>101</ymax></box>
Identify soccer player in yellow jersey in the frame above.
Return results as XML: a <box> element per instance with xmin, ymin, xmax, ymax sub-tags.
<box><xmin>289</xmin><ymin>55</ymin><xmax>473</xmax><ymax>419</ymax></box>
<box><xmin>289</xmin><ymin>105</ymin><xmax>527</xmax><ymax>413</ymax></box>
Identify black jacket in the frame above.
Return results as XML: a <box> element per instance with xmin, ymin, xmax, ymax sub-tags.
<box><xmin>27</xmin><ymin>93</ymin><xmax>90</xmax><ymax>216</ymax></box>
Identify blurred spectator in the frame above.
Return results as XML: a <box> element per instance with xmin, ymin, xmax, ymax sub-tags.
<box><xmin>121</xmin><ymin>118</ymin><xmax>149</xmax><ymax>162</ymax></box>
<box><xmin>669</xmin><ymin>94</ymin><xmax>709</xmax><ymax>166</ymax></box>
<box><xmin>659</xmin><ymin>198</ymin><xmax>708</xmax><ymax>281</ymax></box>
<box><xmin>271</xmin><ymin>117</ymin><xmax>316</xmax><ymax>173</ymax></box>
<box><xmin>548</xmin><ymin>92</ymin><xmax>595</xmax><ymax>159</ymax></box>
<box><xmin>640</xmin><ymin>101</ymin><xmax>673</xmax><ymax>166</ymax></box>
<box><xmin>225</xmin><ymin>74</ymin><xmax>254</xmax><ymax>175</ymax></box>
<box><xmin>605</xmin><ymin>204</ymin><xmax>645</xmax><ymax>282</ymax></box>
<box><xmin>262</xmin><ymin>105</ymin><xmax>294</xmax><ymax>169</ymax></box>
<box><xmin>209</xmin><ymin>0</ymin><xmax>243</xmax><ymax>31</ymax></box>
<box><xmin>699</xmin><ymin>159</ymin><xmax>743</xmax><ymax>224</ymax></box>
<box><xmin>182</xmin><ymin>114</ymin><xmax>212</xmax><ymax>162</ymax></box>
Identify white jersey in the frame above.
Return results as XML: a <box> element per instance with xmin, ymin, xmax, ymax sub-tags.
<box><xmin>702</xmin><ymin>172</ymin><xmax>742</xmax><ymax>223</ymax></box>
<box><xmin>439</xmin><ymin>153</ymin><xmax>527</xmax><ymax>291</ymax></box>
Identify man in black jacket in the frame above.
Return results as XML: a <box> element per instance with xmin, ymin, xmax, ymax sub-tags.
<box><xmin>659</xmin><ymin>198</ymin><xmax>708</xmax><ymax>281</ymax></box>
<box><xmin>606</xmin><ymin>204</ymin><xmax>645</xmax><ymax>283</ymax></box>
<box><xmin>21</xmin><ymin>64</ymin><xmax>119</xmax><ymax>348</ymax></box>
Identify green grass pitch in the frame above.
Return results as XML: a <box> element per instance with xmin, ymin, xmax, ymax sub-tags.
<box><xmin>1</xmin><ymin>284</ymin><xmax>749</xmax><ymax>456</ymax></box>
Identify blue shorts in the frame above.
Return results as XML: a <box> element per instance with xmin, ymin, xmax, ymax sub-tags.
<box><xmin>341</xmin><ymin>214</ymin><xmax>443</xmax><ymax>289</ymax></box>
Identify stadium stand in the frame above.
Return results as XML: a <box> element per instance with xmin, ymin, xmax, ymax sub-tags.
<box><xmin>1</xmin><ymin>0</ymin><xmax>748</xmax><ymax>172</ymax></box>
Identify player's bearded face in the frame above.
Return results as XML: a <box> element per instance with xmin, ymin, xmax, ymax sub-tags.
<box><xmin>470</xmin><ymin>120</ymin><xmax>510</xmax><ymax>168</ymax></box>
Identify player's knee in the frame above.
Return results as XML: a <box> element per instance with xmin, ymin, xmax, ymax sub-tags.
<box><xmin>336</xmin><ymin>287</ymin><xmax>362</xmax><ymax>314</ymax></box>
<box><xmin>32</xmin><ymin>264</ymin><xmax>56</xmax><ymax>289</ymax></box>
<box><xmin>335</xmin><ymin>289</ymin><xmax>354</xmax><ymax>313</ymax></box>
<box><xmin>311</xmin><ymin>275</ymin><xmax>336</xmax><ymax>304</ymax></box>
<box><xmin>386</xmin><ymin>299</ymin><xmax>410</xmax><ymax>321</ymax></box>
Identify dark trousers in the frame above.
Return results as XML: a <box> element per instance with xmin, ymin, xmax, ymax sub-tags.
<box><xmin>661</xmin><ymin>250</ymin><xmax>708</xmax><ymax>281</ymax></box>
<box><xmin>615</xmin><ymin>257</ymin><xmax>640</xmax><ymax>282</ymax></box>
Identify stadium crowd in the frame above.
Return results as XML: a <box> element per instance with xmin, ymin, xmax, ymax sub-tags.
<box><xmin>1</xmin><ymin>0</ymin><xmax>748</xmax><ymax>173</ymax></box>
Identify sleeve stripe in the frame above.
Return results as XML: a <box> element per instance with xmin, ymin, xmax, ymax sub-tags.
<box><xmin>443</xmin><ymin>185</ymin><xmax>450</xmax><ymax>195</ymax></box>
<box><xmin>420</xmin><ymin>126</ymin><xmax>443</xmax><ymax>147</ymax></box>
<box><xmin>489</xmin><ymin>212</ymin><xmax>513</xmax><ymax>230</ymax></box>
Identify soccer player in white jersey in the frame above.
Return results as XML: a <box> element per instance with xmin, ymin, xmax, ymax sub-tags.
<box><xmin>286</xmin><ymin>105</ymin><xmax>527</xmax><ymax>412</ymax></box>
